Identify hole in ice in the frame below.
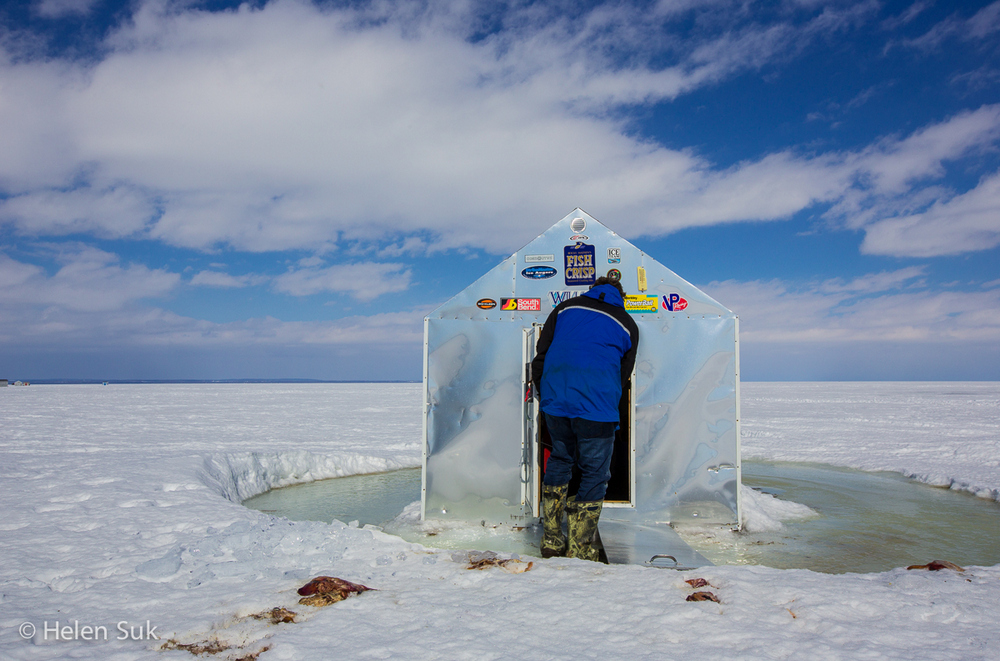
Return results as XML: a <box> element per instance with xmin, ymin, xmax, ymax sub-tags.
<box><xmin>241</xmin><ymin>463</ymin><xmax>1000</xmax><ymax>574</ymax></box>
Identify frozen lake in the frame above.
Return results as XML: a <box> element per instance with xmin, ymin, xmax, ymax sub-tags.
<box><xmin>2</xmin><ymin>382</ymin><xmax>999</xmax><ymax>660</ymax></box>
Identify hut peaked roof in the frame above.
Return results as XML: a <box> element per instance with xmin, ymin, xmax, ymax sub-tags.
<box><xmin>429</xmin><ymin>208</ymin><xmax>732</xmax><ymax>319</ymax></box>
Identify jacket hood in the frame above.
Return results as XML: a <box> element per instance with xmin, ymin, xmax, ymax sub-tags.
<box><xmin>583</xmin><ymin>283</ymin><xmax>625</xmax><ymax>307</ymax></box>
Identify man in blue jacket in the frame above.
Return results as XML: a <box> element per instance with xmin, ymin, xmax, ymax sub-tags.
<box><xmin>530</xmin><ymin>276</ymin><xmax>639</xmax><ymax>561</ymax></box>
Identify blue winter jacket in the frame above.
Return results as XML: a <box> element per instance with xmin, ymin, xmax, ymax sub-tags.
<box><xmin>530</xmin><ymin>284</ymin><xmax>640</xmax><ymax>423</ymax></box>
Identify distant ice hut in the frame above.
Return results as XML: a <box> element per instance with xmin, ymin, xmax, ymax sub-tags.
<box><xmin>421</xmin><ymin>209</ymin><xmax>741</xmax><ymax>566</ymax></box>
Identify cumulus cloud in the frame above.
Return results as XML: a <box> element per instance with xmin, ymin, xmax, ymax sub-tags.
<box><xmin>0</xmin><ymin>245</ymin><xmax>423</xmax><ymax>351</ymax></box>
<box><xmin>860</xmin><ymin>171</ymin><xmax>1000</xmax><ymax>257</ymax></box>
<box><xmin>0</xmin><ymin>185</ymin><xmax>156</xmax><ymax>238</ymax></box>
<box><xmin>189</xmin><ymin>270</ymin><xmax>268</xmax><ymax>288</ymax></box>
<box><xmin>900</xmin><ymin>1</ymin><xmax>1000</xmax><ymax>50</ymax></box>
<box><xmin>0</xmin><ymin>0</ymin><xmax>995</xmax><ymax>265</ymax></box>
<box><xmin>34</xmin><ymin>0</ymin><xmax>100</xmax><ymax>18</ymax></box>
<box><xmin>817</xmin><ymin>105</ymin><xmax>1000</xmax><ymax>256</ymax></box>
<box><xmin>272</xmin><ymin>261</ymin><xmax>412</xmax><ymax>299</ymax></box>
<box><xmin>0</xmin><ymin>288</ymin><xmax>425</xmax><ymax>351</ymax></box>
<box><xmin>817</xmin><ymin>266</ymin><xmax>926</xmax><ymax>294</ymax></box>
<box><xmin>704</xmin><ymin>270</ymin><xmax>1000</xmax><ymax>344</ymax></box>
<box><xmin>0</xmin><ymin>247</ymin><xmax>179</xmax><ymax>313</ymax></box>
<box><xmin>0</xmin><ymin>0</ymin><xmax>911</xmax><ymax>256</ymax></box>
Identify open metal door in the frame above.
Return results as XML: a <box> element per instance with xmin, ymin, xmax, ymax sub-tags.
<box><xmin>520</xmin><ymin>325</ymin><xmax>542</xmax><ymax>519</ymax></box>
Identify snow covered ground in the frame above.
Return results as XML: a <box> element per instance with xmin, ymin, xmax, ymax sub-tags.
<box><xmin>1</xmin><ymin>382</ymin><xmax>998</xmax><ymax>660</ymax></box>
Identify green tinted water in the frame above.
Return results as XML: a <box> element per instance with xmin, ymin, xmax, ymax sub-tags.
<box><xmin>689</xmin><ymin>461</ymin><xmax>1000</xmax><ymax>573</ymax></box>
<box><xmin>242</xmin><ymin>462</ymin><xmax>1000</xmax><ymax>573</ymax></box>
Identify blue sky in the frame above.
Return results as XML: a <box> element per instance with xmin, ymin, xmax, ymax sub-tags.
<box><xmin>1</xmin><ymin>0</ymin><xmax>999</xmax><ymax>381</ymax></box>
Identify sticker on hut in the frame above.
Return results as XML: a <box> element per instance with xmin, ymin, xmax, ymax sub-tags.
<box><xmin>564</xmin><ymin>242</ymin><xmax>596</xmax><ymax>286</ymax></box>
<box><xmin>476</xmin><ymin>298</ymin><xmax>497</xmax><ymax>310</ymax></box>
<box><xmin>521</xmin><ymin>265</ymin><xmax>557</xmax><ymax>280</ymax></box>
<box><xmin>549</xmin><ymin>290</ymin><xmax>582</xmax><ymax>305</ymax></box>
<box><xmin>524</xmin><ymin>254</ymin><xmax>554</xmax><ymax>263</ymax></box>
<box><xmin>501</xmin><ymin>298</ymin><xmax>542</xmax><ymax>311</ymax></box>
<box><xmin>624</xmin><ymin>294</ymin><xmax>658</xmax><ymax>313</ymax></box>
<box><xmin>607</xmin><ymin>247</ymin><xmax>621</xmax><ymax>264</ymax></box>
<box><xmin>662</xmin><ymin>293</ymin><xmax>689</xmax><ymax>312</ymax></box>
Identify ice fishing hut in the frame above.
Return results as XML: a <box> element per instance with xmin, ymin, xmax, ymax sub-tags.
<box><xmin>421</xmin><ymin>209</ymin><xmax>740</xmax><ymax>567</ymax></box>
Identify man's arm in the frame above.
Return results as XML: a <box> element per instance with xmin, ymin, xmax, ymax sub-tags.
<box><xmin>620</xmin><ymin>318</ymin><xmax>640</xmax><ymax>389</ymax></box>
<box><xmin>530</xmin><ymin>307</ymin><xmax>560</xmax><ymax>397</ymax></box>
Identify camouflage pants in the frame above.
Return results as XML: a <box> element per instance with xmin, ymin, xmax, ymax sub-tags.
<box><xmin>567</xmin><ymin>500</ymin><xmax>603</xmax><ymax>562</ymax></box>
<box><xmin>540</xmin><ymin>483</ymin><xmax>569</xmax><ymax>558</ymax></box>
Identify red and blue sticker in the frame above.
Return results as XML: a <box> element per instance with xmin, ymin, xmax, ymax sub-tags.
<box><xmin>501</xmin><ymin>298</ymin><xmax>542</xmax><ymax>311</ymax></box>
<box><xmin>662</xmin><ymin>293</ymin><xmax>688</xmax><ymax>311</ymax></box>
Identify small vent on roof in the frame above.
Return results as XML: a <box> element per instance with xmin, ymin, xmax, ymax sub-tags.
<box><xmin>570</xmin><ymin>217</ymin><xmax>587</xmax><ymax>232</ymax></box>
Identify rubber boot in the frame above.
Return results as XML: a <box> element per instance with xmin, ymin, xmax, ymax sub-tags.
<box><xmin>566</xmin><ymin>500</ymin><xmax>603</xmax><ymax>562</ymax></box>
<box><xmin>540</xmin><ymin>483</ymin><xmax>569</xmax><ymax>558</ymax></box>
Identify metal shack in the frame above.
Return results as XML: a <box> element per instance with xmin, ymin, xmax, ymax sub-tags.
<box><xmin>422</xmin><ymin>209</ymin><xmax>741</xmax><ymax>567</ymax></box>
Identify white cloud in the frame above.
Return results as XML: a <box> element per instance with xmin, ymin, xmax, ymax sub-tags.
<box><xmin>34</xmin><ymin>0</ymin><xmax>100</xmax><ymax>18</ymax></box>
<box><xmin>272</xmin><ymin>262</ymin><xmax>411</xmax><ymax>299</ymax></box>
<box><xmin>0</xmin><ymin>0</ymin><xmax>995</xmax><ymax>262</ymax></box>
<box><xmin>0</xmin><ymin>0</ymin><xmax>886</xmax><ymax>255</ymax></box>
<box><xmin>0</xmin><ymin>246</ymin><xmax>423</xmax><ymax>350</ymax></box>
<box><xmin>896</xmin><ymin>1</ymin><xmax>1000</xmax><ymax>50</ymax></box>
<box><xmin>704</xmin><ymin>273</ymin><xmax>1000</xmax><ymax>344</ymax></box>
<box><xmin>189</xmin><ymin>270</ymin><xmax>268</xmax><ymax>288</ymax></box>
<box><xmin>0</xmin><ymin>247</ymin><xmax>179</xmax><ymax>313</ymax></box>
<box><xmin>860</xmin><ymin>171</ymin><xmax>1000</xmax><ymax>257</ymax></box>
<box><xmin>817</xmin><ymin>266</ymin><xmax>926</xmax><ymax>294</ymax></box>
<box><xmin>0</xmin><ymin>185</ymin><xmax>155</xmax><ymax>238</ymax></box>
<box><xmin>0</xmin><ymin>291</ymin><xmax>425</xmax><ymax>350</ymax></box>
<box><xmin>850</xmin><ymin>105</ymin><xmax>1000</xmax><ymax>196</ymax></box>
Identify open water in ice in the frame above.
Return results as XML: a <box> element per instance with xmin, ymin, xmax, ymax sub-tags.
<box><xmin>242</xmin><ymin>462</ymin><xmax>1000</xmax><ymax>573</ymax></box>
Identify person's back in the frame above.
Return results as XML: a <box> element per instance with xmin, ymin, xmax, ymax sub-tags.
<box><xmin>531</xmin><ymin>277</ymin><xmax>639</xmax><ymax>561</ymax></box>
<box><xmin>535</xmin><ymin>283</ymin><xmax>637</xmax><ymax>423</ymax></box>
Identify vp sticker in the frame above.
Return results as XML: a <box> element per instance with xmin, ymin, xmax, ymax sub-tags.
<box><xmin>476</xmin><ymin>298</ymin><xmax>497</xmax><ymax>310</ymax></box>
<box><xmin>662</xmin><ymin>293</ymin><xmax>688</xmax><ymax>312</ymax></box>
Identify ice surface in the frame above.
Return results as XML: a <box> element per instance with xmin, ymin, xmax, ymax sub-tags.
<box><xmin>1</xmin><ymin>382</ymin><xmax>998</xmax><ymax>660</ymax></box>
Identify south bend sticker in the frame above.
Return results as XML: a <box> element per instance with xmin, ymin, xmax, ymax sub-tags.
<box><xmin>501</xmin><ymin>298</ymin><xmax>542</xmax><ymax>312</ymax></box>
<box><xmin>564</xmin><ymin>242</ymin><xmax>596</xmax><ymax>287</ymax></box>
<box><xmin>662</xmin><ymin>293</ymin><xmax>688</xmax><ymax>312</ymax></box>
<box><xmin>624</xmin><ymin>295</ymin><xmax>658</xmax><ymax>313</ymax></box>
